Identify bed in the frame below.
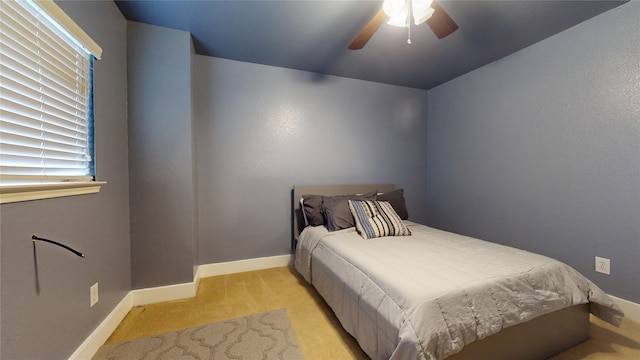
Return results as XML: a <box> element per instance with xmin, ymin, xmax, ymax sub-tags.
<box><xmin>292</xmin><ymin>184</ymin><xmax>623</xmax><ymax>360</ymax></box>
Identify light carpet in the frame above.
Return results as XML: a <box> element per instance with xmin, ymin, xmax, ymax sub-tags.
<box><xmin>103</xmin><ymin>267</ymin><xmax>640</xmax><ymax>360</ymax></box>
<box><xmin>92</xmin><ymin>308</ymin><xmax>303</xmax><ymax>360</ymax></box>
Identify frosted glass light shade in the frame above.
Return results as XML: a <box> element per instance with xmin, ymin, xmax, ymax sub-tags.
<box><xmin>383</xmin><ymin>0</ymin><xmax>409</xmax><ymax>27</ymax></box>
<box><xmin>383</xmin><ymin>0</ymin><xmax>435</xmax><ymax>27</ymax></box>
<box><xmin>412</xmin><ymin>0</ymin><xmax>435</xmax><ymax>25</ymax></box>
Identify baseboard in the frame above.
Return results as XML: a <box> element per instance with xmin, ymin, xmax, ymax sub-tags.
<box><xmin>130</xmin><ymin>278</ymin><xmax>199</xmax><ymax>306</ymax></box>
<box><xmin>610</xmin><ymin>295</ymin><xmax>640</xmax><ymax>324</ymax></box>
<box><xmin>69</xmin><ymin>254</ymin><xmax>293</xmax><ymax>360</ymax></box>
<box><xmin>68</xmin><ymin>292</ymin><xmax>133</xmax><ymax>360</ymax></box>
<box><xmin>129</xmin><ymin>254</ymin><xmax>293</xmax><ymax>306</ymax></box>
<box><xmin>198</xmin><ymin>254</ymin><xmax>293</xmax><ymax>278</ymax></box>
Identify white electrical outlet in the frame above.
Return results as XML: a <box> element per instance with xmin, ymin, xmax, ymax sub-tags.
<box><xmin>595</xmin><ymin>256</ymin><xmax>610</xmax><ymax>275</ymax></box>
<box><xmin>90</xmin><ymin>282</ymin><xmax>99</xmax><ymax>307</ymax></box>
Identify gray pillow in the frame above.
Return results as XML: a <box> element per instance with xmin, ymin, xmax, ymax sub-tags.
<box><xmin>321</xmin><ymin>190</ymin><xmax>377</xmax><ymax>231</ymax></box>
<box><xmin>302</xmin><ymin>194</ymin><xmax>325</xmax><ymax>226</ymax></box>
<box><xmin>377</xmin><ymin>189</ymin><xmax>409</xmax><ymax>220</ymax></box>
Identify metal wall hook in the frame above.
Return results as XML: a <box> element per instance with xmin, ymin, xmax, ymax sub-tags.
<box><xmin>32</xmin><ymin>234</ymin><xmax>85</xmax><ymax>258</ymax></box>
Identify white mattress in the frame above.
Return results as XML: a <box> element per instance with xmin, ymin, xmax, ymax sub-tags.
<box><xmin>295</xmin><ymin>221</ymin><xmax>623</xmax><ymax>360</ymax></box>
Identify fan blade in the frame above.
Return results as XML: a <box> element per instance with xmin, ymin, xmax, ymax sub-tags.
<box><xmin>426</xmin><ymin>0</ymin><xmax>459</xmax><ymax>39</ymax></box>
<box><xmin>348</xmin><ymin>9</ymin><xmax>387</xmax><ymax>50</ymax></box>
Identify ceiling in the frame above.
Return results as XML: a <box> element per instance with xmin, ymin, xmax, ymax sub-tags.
<box><xmin>115</xmin><ymin>0</ymin><xmax>627</xmax><ymax>90</ymax></box>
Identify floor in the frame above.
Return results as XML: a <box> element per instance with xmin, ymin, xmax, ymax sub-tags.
<box><xmin>106</xmin><ymin>266</ymin><xmax>640</xmax><ymax>359</ymax></box>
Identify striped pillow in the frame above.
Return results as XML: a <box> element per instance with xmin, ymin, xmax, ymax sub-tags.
<box><xmin>348</xmin><ymin>200</ymin><xmax>411</xmax><ymax>239</ymax></box>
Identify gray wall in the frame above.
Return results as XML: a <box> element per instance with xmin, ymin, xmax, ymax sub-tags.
<box><xmin>426</xmin><ymin>2</ymin><xmax>639</xmax><ymax>302</ymax></box>
<box><xmin>127</xmin><ymin>22</ymin><xmax>198</xmax><ymax>289</ymax></box>
<box><xmin>194</xmin><ymin>56</ymin><xmax>430</xmax><ymax>263</ymax></box>
<box><xmin>0</xmin><ymin>1</ymin><xmax>130</xmax><ymax>359</ymax></box>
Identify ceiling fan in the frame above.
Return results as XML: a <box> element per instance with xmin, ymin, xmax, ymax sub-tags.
<box><xmin>349</xmin><ymin>0</ymin><xmax>458</xmax><ymax>50</ymax></box>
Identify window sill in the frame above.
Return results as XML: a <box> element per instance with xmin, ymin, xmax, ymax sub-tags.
<box><xmin>0</xmin><ymin>181</ymin><xmax>107</xmax><ymax>204</ymax></box>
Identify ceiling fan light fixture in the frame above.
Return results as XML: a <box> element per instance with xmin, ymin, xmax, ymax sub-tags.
<box><xmin>412</xmin><ymin>0</ymin><xmax>435</xmax><ymax>25</ymax></box>
<box><xmin>348</xmin><ymin>0</ymin><xmax>458</xmax><ymax>50</ymax></box>
<box><xmin>383</xmin><ymin>0</ymin><xmax>409</xmax><ymax>27</ymax></box>
<box><xmin>383</xmin><ymin>0</ymin><xmax>435</xmax><ymax>28</ymax></box>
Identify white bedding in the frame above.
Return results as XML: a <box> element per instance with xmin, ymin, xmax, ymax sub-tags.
<box><xmin>294</xmin><ymin>221</ymin><xmax>623</xmax><ymax>360</ymax></box>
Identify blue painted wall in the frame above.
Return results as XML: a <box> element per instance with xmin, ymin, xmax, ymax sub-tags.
<box><xmin>194</xmin><ymin>56</ymin><xmax>430</xmax><ymax>264</ymax></box>
<box><xmin>0</xmin><ymin>1</ymin><xmax>130</xmax><ymax>358</ymax></box>
<box><xmin>426</xmin><ymin>2</ymin><xmax>639</xmax><ymax>302</ymax></box>
<box><xmin>124</xmin><ymin>26</ymin><xmax>430</xmax><ymax>285</ymax></box>
<box><xmin>127</xmin><ymin>22</ymin><xmax>198</xmax><ymax>289</ymax></box>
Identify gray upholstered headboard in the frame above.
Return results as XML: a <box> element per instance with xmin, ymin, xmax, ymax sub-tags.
<box><xmin>291</xmin><ymin>184</ymin><xmax>396</xmax><ymax>245</ymax></box>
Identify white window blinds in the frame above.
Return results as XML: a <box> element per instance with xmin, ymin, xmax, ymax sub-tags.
<box><xmin>0</xmin><ymin>0</ymin><xmax>100</xmax><ymax>186</ymax></box>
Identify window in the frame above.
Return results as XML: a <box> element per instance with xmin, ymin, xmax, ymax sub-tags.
<box><xmin>0</xmin><ymin>0</ymin><xmax>104</xmax><ymax>203</ymax></box>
